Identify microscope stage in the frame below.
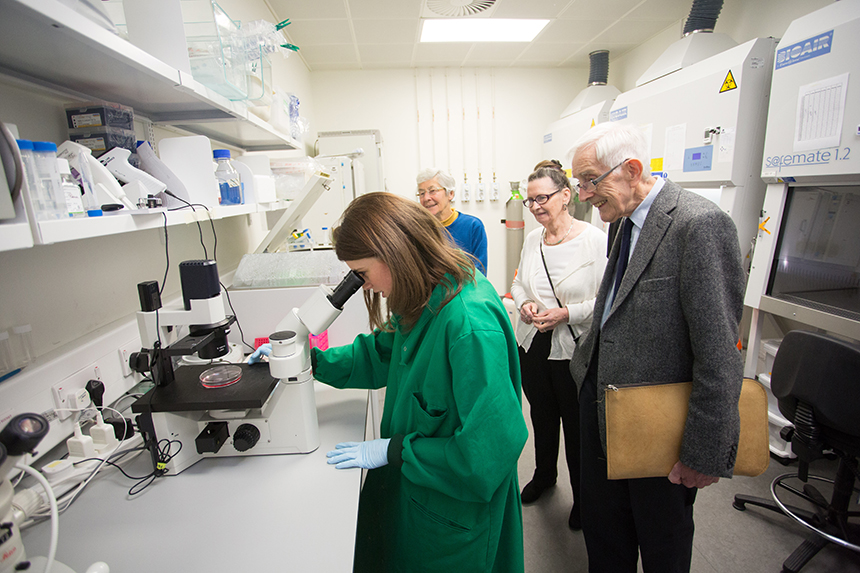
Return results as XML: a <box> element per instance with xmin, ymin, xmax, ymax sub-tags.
<box><xmin>131</xmin><ymin>363</ymin><xmax>279</xmax><ymax>413</ymax></box>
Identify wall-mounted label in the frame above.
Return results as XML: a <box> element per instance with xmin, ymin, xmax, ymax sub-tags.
<box><xmin>544</xmin><ymin>133</ymin><xmax>552</xmax><ymax>143</ymax></box>
<box><xmin>683</xmin><ymin>146</ymin><xmax>713</xmax><ymax>172</ymax></box>
<box><xmin>610</xmin><ymin>107</ymin><xmax>628</xmax><ymax>122</ymax></box>
<box><xmin>775</xmin><ymin>30</ymin><xmax>833</xmax><ymax>70</ymax></box>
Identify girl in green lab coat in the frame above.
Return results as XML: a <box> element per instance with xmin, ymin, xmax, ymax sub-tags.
<box><xmin>314</xmin><ymin>192</ymin><xmax>528</xmax><ymax>572</ymax></box>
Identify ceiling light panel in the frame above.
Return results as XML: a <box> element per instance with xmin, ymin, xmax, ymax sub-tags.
<box><xmin>420</xmin><ymin>19</ymin><xmax>550</xmax><ymax>42</ymax></box>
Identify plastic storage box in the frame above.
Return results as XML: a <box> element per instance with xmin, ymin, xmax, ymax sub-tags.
<box><xmin>65</xmin><ymin>102</ymin><xmax>134</xmax><ymax>131</ymax></box>
<box><xmin>68</xmin><ymin>127</ymin><xmax>136</xmax><ymax>158</ymax></box>
<box><xmin>183</xmin><ymin>0</ymin><xmax>248</xmax><ymax>100</ymax></box>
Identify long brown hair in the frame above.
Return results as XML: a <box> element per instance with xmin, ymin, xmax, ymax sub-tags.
<box><xmin>332</xmin><ymin>192</ymin><xmax>475</xmax><ymax>331</ymax></box>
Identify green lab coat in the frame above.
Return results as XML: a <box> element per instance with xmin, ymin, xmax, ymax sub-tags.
<box><xmin>313</xmin><ymin>272</ymin><xmax>527</xmax><ymax>572</ymax></box>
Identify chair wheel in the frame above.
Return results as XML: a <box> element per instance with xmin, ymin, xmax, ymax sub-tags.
<box><xmin>733</xmin><ymin>500</ymin><xmax>746</xmax><ymax>511</ymax></box>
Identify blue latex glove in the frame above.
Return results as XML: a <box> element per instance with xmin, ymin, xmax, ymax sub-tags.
<box><xmin>326</xmin><ymin>439</ymin><xmax>391</xmax><ymax>469</ymax></box>
<box><xmin>246</xmin><ymin>343</ymin><xmax>272</xmax><ymax>364</ymax></box>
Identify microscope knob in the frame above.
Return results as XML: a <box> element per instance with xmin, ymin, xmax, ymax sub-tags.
<box><xmin>233</xmin><ymin>424</ymin><xmax>261</xmax><ymax>452</ymax></box>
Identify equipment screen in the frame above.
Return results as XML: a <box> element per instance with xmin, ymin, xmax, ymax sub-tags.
<box><xmin>767</xmin><ymin>185</ymin><xmax>860</xmax><ymax>322</ymax></box>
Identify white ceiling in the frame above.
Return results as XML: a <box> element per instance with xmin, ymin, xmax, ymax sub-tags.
<box><xmin>265</xmin><ymin>0</ymin><xmax>693</xmax><ymax>71</ymax></box>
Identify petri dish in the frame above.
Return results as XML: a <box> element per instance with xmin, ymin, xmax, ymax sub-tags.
<box><xmin>199</xmin><ymin>365</ymin><xmax>243</xmax><ymax>388</ymax></box>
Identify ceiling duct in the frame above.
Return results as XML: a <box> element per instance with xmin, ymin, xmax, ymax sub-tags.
<box><xmin>424</xmin><ymin>0</ymin><xmax>497</xmax><ymax>18</ymax></box>
<box><xmin>559</xmin><ymin>50</ymin><xmax>621</xmax><ymax>119</ymax></box>
<box><xmin>636</xmin><ymin>0</ymin><xmax>737</xmax><ymax>87</ymax></box>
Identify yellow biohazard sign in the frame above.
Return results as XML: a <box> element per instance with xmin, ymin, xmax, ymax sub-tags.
<box><xmin>720</xmin><ymin>70</ymin><xmax>737</xmax><ymax>93</ymax></box>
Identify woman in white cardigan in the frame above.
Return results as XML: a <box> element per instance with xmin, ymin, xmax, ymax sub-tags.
<box><xmin>511</xmin><ymin>164</ymin><xmax>607</xmax><ymax>530</ymax></box>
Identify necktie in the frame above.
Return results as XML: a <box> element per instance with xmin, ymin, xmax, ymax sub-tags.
<box><xmin>612</xmin><ymin>218</ymin><xmax>634</xmax><ymax>300</ymax></box>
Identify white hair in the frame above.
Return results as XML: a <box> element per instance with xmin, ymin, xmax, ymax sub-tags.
<box><xmin>416</xmin><ymin>168</ymin><xmax>456</xmax><ymax>192</ymax></box>
<box><xmin>567</xmin><ymin>123</ymin><xmax>651</xmax><ymax>182</ymax></box>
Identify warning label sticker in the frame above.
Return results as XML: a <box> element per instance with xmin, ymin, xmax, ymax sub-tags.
<box><xmin>720</xmin><ymin>70</ymin><xmax>737</xmax><ymax>93</ymax></box>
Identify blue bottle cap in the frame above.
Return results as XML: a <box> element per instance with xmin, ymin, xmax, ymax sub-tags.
<box><xmin>16</xmin><ymin>139</ymin><xmax>34</xmax><ymax>150</ymax></box>
<box><xmin>33</xmin><ymin>141</ymin><xmax>58</xmax><ymax>152</ymax></box>
<box><xmin>213</xmin><ymin>149</ymin><xmax>231</xmax><ymax>159</ymax></box>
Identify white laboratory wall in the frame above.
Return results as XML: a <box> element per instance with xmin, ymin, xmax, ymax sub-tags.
<box><xmin>310</xmin><ymin>67</ymin><xmax>585</xmax><ymax>294</ymax></box>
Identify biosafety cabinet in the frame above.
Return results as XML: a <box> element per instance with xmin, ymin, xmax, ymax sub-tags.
<box><xmin>745</xmin><ymin>0</ymin><xmax>860</xmax><ymax>379</ymax></box>
<box><xmin>608</xmin><ymin>37</ymin><xmax>778</xmax><ymax>261</ymax></box>
<box><xmin>542</xmin><ymin>99</ymin><xmax>614</xmax><ymax>175</ymax></box>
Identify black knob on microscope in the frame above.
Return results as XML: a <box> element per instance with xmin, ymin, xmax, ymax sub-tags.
<box><xmin>233</xmin><ymin>424</ymin><xmax>261</xmax><ymax>452</ymax></box>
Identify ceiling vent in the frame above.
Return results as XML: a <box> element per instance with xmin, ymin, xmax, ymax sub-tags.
<box><xmin>559</xmin><ymin>50</ymin><xmax>620</xmax><ymax>119</ymax></box>
<box><xmin>424</xmin><ymin>0</ymin><xmax>497</xmax><ymax>18</ymax></box>
<box><xmin>636</xmin><ymin>0</ymin><xmax>736</xmax><ymax>86</ymax></box>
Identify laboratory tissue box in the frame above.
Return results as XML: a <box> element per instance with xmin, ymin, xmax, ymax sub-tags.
<box><xmin>65</xmin><ymin>102</ymin><xmax>134</xmax><ymax>131</ymax></box>
<box><xmin>68</xmin><ymin>127</ymin><xmax>136</xmax><ymax>158</ymax></box>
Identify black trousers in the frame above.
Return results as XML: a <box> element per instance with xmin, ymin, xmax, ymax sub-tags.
<box><xmin>519</xmin><ymin>330</ymin><xmax>580</xmax><ymax>498</ymax></box>
<box><xmin>579</xmin><ymin>358</ymin><xmax>696</xmax><ymax>573</ymax></box>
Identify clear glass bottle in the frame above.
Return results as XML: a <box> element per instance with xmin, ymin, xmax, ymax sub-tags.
<box><xmin>32</xmin><ymin>141</ymin><xmax>68</xmax><ymax>220</ymax></box>
<box><xmin>213</xmin><ymin>149</ymin><xmax>244</xmax><ymax>205</ymax></box>
<box><xmin>58</xmin><ymin>157</ymin><xmax>85</xmax><ymax>218</ymax></box>
<box><xmin>0</xmin><ymin>331</ymin><xmax>15</xmax><ymax>378</ymax></box>
<box><xmin>11</xmin><ymin>324</ymin><xmax>35</xmax><ymax>367</ymax></box>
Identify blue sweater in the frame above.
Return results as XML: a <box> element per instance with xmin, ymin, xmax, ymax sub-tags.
<box><xmin>445</xmin><ymin>211</ymin><xmax>488</xmax><ymax>275</ymax></box>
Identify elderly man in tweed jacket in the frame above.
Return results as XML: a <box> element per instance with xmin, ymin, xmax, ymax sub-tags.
<box><xmin>568</xmin><ymin>122</ymin><xmax>745</xmax><ymax>573</ymax></box>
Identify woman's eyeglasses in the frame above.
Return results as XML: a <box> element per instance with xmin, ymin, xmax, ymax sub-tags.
<box><xmin>417</xmin><ymin>187</ymin><xmax>445</xmax><ymax>198</ymax></box>
<box><xmin>522</xmin><ymin>189</ymin><xmax>562</xmax><ymax>208</ymax></box>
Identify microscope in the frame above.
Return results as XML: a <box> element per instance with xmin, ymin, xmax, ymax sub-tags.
<box><xmin>130</xmin><ymin>260</ymin><xmax>364</xmax><ymax>476</ymax></box>
<box><xmin>0</xmin><ymin>414</ymin><xmax>110</xmax><ymax>573</ymax></box>
<box><xmin>0</xmin><ymin>414</ymin><xmax>49</xmax><ymax>573</ymax></box>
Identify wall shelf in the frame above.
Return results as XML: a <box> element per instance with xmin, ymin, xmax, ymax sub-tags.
<box><xmin>28</xmin><ymin>200</ymin><xmax>291</xmax><ymax>246</ymax></box>
<box><xmin>0</xmin><ymin>0</ymin><xmax>299</xmax><ymax>151</ymax></box>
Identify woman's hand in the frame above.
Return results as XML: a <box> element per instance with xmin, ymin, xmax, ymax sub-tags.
<box><xmin>532</xmin><ymin>307</ymin><xmax>570</xmax><ymax>333</ymax></box>
<box><xmin>519</xmin><ymin>301</ymin><xmax>538</xmax><ymax>325</ymax></box>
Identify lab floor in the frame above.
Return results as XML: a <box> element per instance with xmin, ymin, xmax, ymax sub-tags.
<box><xmin>517</xmin><ymin>397</ymin><xmax>860</xmax><ymax>573</ymax></box>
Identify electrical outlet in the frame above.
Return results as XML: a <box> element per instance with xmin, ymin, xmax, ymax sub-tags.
<box><xmin>52</xmin><ymin>366</ymin><xmax>99</xmax><ymax>421</ymax></box>
<box><xmin>118</xmin><ymin>338</ymin><xmax>142</xmax><ymax>378</ymax></box>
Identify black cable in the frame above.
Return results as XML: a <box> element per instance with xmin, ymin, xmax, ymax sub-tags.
<box><xmin>221</xmin><ymin>281</ymin><xmax>254</xmax><ymax>352</ymax></box>
<box><xmin>127</xmin><ymin>439</ymin><xmax>181</xmax><ymax>496</ymax></box>
<box><xmin>160</xmin><ymin>212</ymin><xmax>169</xmax><ymax>296</ymax></box>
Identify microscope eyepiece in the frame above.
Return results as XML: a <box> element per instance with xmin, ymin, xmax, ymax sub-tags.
<box><xmin>0</xmin><ymin>413</ymin><xmax>49</xmax><ymax>456</ymax></box>
<box><xmin>329</xmin><ymin>270</ymin><xmax>365</xmax><ymax>310</ymax></box>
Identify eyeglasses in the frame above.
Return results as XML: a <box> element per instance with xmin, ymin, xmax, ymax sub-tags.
<box><xmin>573</xmin><ymin>159</ymin><xmax>629</xmax><ymax>194</ymax></box>
<box><xmin>417</xmin><ymin>187</ymin><xmax>446</xmax><ymax>198</ymax></box>
<box><xmin>522</xmin><ymin>189</ymin><xmax>562</xmax><ymax>208</ymax></box>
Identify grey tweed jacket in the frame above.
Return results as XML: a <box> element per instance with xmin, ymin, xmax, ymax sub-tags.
<box><xmin>569</xmin><ymin>179</ymin><xmax>745</xmax><ymax>478</ymax></box>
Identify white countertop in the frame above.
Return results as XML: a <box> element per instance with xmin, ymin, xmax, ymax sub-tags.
<box><xmin>21</xmin><ymin>384</ymin><xmax>369</xmax><ymax>573</ymax></box>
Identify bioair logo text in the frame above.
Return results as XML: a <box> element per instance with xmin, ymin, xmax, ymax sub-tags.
<box><xmin>776</xmin><ymin>31</ymin><xmax>833</xmax><ymax>70</ymax></box>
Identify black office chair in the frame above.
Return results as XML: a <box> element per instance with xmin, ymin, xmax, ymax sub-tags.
<box><xmin>733</xmin><ymin>330</ymin><xmax>860</xmax><ymax>572</ymax></box>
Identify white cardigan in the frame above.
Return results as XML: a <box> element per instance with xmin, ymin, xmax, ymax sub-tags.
<box><xmin>510</xmin><ymin>223</ymin><xmax>607</xmax><ymax>360</ymax></box>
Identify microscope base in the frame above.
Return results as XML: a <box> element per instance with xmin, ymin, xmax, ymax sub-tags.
<box><xmin>142</xmin><ymin>379</ymin><xmax>320</xmax><ymax>475</ymax></box>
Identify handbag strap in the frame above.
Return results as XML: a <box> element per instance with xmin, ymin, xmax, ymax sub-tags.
<box><xmin>539</xmin><ymin>240</ymin><xmax>577</xmax><ymax>341</ymax></box>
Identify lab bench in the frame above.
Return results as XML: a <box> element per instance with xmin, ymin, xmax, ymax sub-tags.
<box><xmin>20</xmin><ymin>384</ymin><xmax>369</xmax><ymax>572</ymax></box>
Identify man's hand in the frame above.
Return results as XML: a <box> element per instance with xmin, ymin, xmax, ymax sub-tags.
<box><xmin>668</xmin><ymin>461</ymin><xmax>719</xmax><ymax>489</ymax></box>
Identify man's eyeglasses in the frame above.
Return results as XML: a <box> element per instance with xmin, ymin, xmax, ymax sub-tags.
<box><xmin>573</xmin><ymin>159</ymin><xmax>629</xmax><ymax>194</ymax></box>
<box><xmin>522</xmin><ymin>189</ymin><xmax>562</xmax><ymax>208</ymax></box>
<box><xmin>417</xmin><ymin>187</ymin><xmax>446</xmax><ymax>198</ymax></box>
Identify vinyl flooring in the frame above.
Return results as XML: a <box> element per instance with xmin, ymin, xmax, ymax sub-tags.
<box><xmin>517</xmin><ymin>397</ymin><xmax>860</xmax><ymax>573</ymax></box>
